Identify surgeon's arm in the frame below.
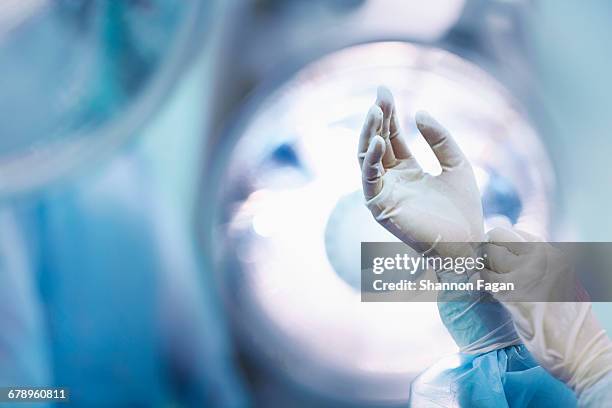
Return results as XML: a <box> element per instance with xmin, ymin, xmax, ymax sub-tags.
<box><xmin>511</xmin><ymin>302</ymin><xmax>612</xmax><ymax>407</ymax></box>
<box><xmin>482</xmin><ymin>227</ymin><xmax>612</xmax><ymax>407</ymax></box>
<box><xmin>358</xmin><ymin>87</ymin><xmax>524</xmax><ymax>355</ymax></box>
<box><xmin>579</xmin><ymin>372</ymin><xmax>612</xmax><ymax>407</ymax></box>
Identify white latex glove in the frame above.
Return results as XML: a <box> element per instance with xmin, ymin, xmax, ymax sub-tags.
<box><xmin>482</xmin><ymin>227</ymin><xmax>578</xmax><ymax>302</ymax></box>
<box><xmin>482</xmin><ymin>227</ymin><xmax>612</xmax><ymax>398</ymax></box>
<box><xmin>359</xmin><ymin>86</ymin><xmax>484</xmax><ymax>257</ymax></box>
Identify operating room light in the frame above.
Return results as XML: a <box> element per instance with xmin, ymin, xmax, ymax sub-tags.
<box><xmin>213</xmin><ymin>41</ymin><xmax>554</xmax><ymax>404</ymax></box>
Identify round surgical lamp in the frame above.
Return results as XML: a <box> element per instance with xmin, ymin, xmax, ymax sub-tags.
<box><xmin>208</xmin><ymin>41</ymin><xmax>553</xmax><ymax>405</ymax></box>
<box><xmin>0</xmin><ymin>0</ymin><xmax>211</xmax><ymax>195</ymax></box>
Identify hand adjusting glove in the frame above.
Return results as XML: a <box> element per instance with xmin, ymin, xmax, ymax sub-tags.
<box><xmin>482</xmin><ymin>227</ymin><xmax>612</xmax><ymax>398</ymax></box>
<box><xmin>359</xmin><ymin>87</ymin><xmax>519</xmax><ymax>353</ymax></box>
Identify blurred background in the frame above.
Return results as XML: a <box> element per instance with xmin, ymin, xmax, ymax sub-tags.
<box><xmin>0</xmin><ymin>0</ymin><xmax>611</xmax><ymax>406</ymax></box>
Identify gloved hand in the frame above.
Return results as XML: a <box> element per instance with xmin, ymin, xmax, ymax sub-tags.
<box><xmin>359</xmin><ymin>86</ymin><xmax>484</xmax><ymax>258</ymax></box>
<box><xmin>359</xmin><ymin>87</ymin><xmax>520</xmax><ymax>354</ymax></box>
<box><xmin>482</xmin><ymin>227</ymin><xmax>612</xmax><ymax>397</ymax></box>
<box><xmin>482</xmin><ymin>227</ymin><xmax>578</xmax><ymax>302</ymax></box>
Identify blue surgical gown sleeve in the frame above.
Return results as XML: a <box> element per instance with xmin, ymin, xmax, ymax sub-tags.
<box><xmin>410</xmin><ymin>344</ymin><xmax>578</xmax><ymax>408</ymax></box>
<box><xmin>21</xmin><ymin>153</ymin><xmax>249</xmax><ymax>407</ymax></box>
<box><xmin>409</xmin><ymin>272</ymin><xmax>577</xmax><ymax>408</ymax></box>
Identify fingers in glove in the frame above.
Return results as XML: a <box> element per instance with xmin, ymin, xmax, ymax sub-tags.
<box><xmin>376</xmin><ymin>86</ymin><xmax>415</xmax><ymax>165</ymax></box>
<box><xmin>375</xmin><ymin>86</ymin><xmax>397</xmax><ymax>168</ymax></box>
<box><xmin>415</xmin><ymin>110</ymin><xmax>466</xmax><ymax>171</ymax></box>
<box><xmin>487</xmin><ymin>227</ymin><xmax>531</xmax><ymax>256</ymax></box>
<box><xmin>483</xmin><ymin>243</ymin><xmax>519</xmax><ymax>274</ymax></box>
<box><xmin>480</xmin><ymin>264</ymin><xmax>517</xmax><ymax>289</ymax></box>
<box><xmin>362</xmin><ymin>135</ymin><xmax>386</xmax><ymax>199</ymax></box>
<box><xmin>514</xmin><ymin>229</ymin><xmax>544</xmax><ymax>242</ymax></box>
<box><xmin>358</xmin><ymin>105</ymin><xmax>383</xmax><ymax>168</ymax></box>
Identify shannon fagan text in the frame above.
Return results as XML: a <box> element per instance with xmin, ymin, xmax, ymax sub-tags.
<box><xmin>372</xmin><ymin>279</ymin><xmax>514</xmax><ymax>293</ymax></box>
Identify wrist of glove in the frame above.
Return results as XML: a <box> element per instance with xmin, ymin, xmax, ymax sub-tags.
<box><xmin>365</xmin><ymin>176</ymin><xmax>486</xmax><ymax>259</ymax></box>
<box><xmin>431</xmin><ymin>241</ymin><xmax>520</xmax><ymax>354</ymax></box>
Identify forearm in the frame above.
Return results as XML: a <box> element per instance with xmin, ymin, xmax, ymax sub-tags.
<box><xmin>578</xmin><ymin>371</ymin><xmax>612</xmax><ymax>408</ymax></box>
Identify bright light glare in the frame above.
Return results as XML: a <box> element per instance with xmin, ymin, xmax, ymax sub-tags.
<box><xmin>351</xmin><ymin>0</ymin><xmax>466</xmax><ymax>41</ymax></box>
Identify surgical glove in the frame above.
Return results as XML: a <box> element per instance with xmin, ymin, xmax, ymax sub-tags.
<box><xmin>483</xmin><ymin>227</ymin><xmax>578</xmax><ymax>303</ymax></box>
<box><xmin>359</xmin><ymin>86</ymin><xmax>484</xmax><ymax>258</ymax></box>
<box><xmin>358</xmin><ymin>87</ymin><xmax>518</xmax><ymax>354</ymax></box>
<box><xmin>482</xmin><ymin>227</ymin><xmax>612</xmax><ymax>398</ymax></box>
